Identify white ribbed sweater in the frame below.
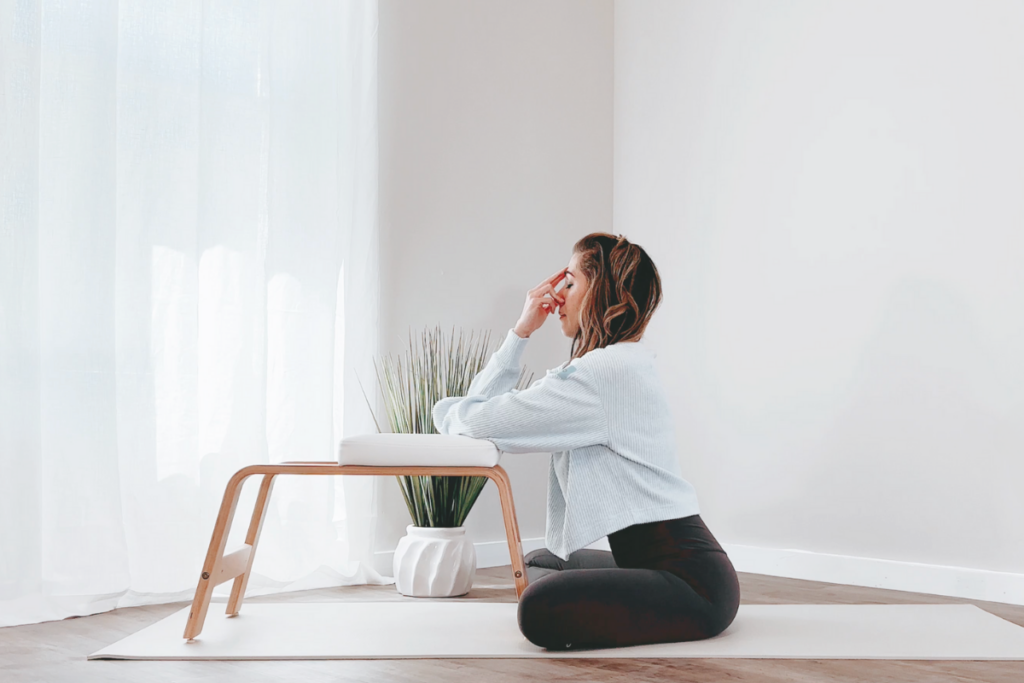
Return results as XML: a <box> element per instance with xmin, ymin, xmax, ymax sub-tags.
<box><xmin>432</xmin><ymin>328</ymin><xmax>700</xmax><ymax>561</ymax></box>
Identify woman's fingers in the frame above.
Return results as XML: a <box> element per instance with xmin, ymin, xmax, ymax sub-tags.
<box><xmin>515</xmin><ymin>268</ymin><xmax>568</xmax><ymax>337</ymax></box>
<box><xmin>538</xmin><ymin>292</ymin><xmax>562</xmax><ymax>313</ymax></box>
<box><xmin>537</xmin><ymin>284</ymin><xmax>564</xmax><ymax>306</ymax></box>
<box><xmin>532</xmin><ymin>268</ymin><xmax>566</xmax><ymax>293</ymax></box>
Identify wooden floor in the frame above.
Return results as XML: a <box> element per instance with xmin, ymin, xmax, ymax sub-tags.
<box><xmin>2</xmin><ymin>566</ymin><xmax>1023</xmax><ymax>682</ymax></box>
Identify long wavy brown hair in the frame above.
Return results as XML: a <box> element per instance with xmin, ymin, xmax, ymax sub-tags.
<box><xmin>569</xmin><ymin>233</ymin><xmax>663</xmax><ymax>361</ymax></box>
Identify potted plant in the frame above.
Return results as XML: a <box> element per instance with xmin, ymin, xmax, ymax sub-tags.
<box><xmin>361</xmin><ymin>325</ymin><xmax>534</xmax><ymax>597</ymax></box>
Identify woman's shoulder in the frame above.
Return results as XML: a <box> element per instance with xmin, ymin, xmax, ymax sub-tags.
<box><xmin>569</xmin><ymin>341</ymin><xmax>654</xmax><ymax>374</ymax></box>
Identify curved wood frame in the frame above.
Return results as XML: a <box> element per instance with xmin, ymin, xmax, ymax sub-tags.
<box><xmin>183</xmin><ymin>462</ymin><xmax>528</xmax><ymax>641</ymax></box>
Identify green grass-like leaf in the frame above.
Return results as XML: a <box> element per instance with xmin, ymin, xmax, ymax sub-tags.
<box><xmin>361</xmin><ymin>325</ymin><xmax>535</xmax><ymax>527</ymax></box>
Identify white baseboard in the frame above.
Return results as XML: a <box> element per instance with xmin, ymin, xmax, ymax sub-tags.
<box><xmin>375</xmin><ymin>537</ymin><xmax>1024</xmax><ymax>606</ymax></box>
<box><xmin>721</xmin><ymin>542</ymin><xmax>1024</xmax><ymax>607</ymax></box>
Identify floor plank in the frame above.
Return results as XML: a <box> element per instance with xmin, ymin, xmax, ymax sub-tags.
<box><xmin>2</xmin><ymin>566</ymin><xmax>1023</xmax><ymax>682</ymax></box>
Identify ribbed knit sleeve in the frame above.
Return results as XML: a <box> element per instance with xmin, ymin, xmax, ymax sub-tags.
<box><xmin>431</xmin><ymin>344</ymin><xmax>609</xmax><ymax>454</ymax></box>
<box><xmin>431</xmin><ymin>329</ymin><xmax>527</xmax><ymax>436</ymax></box>
<box><xmin>462</xmin><ymin>328</ymin><xmax>530</xmax><ymax>399</ymax></box>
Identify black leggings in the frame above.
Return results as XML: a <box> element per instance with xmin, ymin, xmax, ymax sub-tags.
<box><xmin>517</xmin><ymin>514</ymin><xmax>740</xmax><ymax>651</ymax></box>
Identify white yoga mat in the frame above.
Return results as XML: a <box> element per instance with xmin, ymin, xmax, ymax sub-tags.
<box><xmin>89</xmin><ymin>601</ymin><xmax>1024</xmax><ymax>660</ymax></box>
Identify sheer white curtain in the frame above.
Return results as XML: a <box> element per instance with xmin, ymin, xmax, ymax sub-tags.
<box><xmin>0</xmin><ymin>0</ymin><xmax>386</xmax><ymax>628</ymax></box>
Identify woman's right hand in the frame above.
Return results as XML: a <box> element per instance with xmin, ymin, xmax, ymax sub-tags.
<box><xmin>513</xmin><ymin>268</ymin><xmax>567</xmax><ymax>338</ymax></box>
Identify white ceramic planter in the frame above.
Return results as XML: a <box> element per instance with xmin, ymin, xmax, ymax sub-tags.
<box><xmin>393</xmin><ymin>524</ymin><xmax>476</xmax><ymax>597</ymax></box>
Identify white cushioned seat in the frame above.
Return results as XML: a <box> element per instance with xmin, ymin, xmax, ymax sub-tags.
<box><xmin>337</xmin><ymin>433</ymin><xmax>502</xmax><ymax>467</ymax></box>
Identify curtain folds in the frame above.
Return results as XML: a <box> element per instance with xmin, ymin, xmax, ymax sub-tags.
<box><xmin>0</xmin><ymin>0</ymin><xmax>386</xmax><ymax>628</ymax></box>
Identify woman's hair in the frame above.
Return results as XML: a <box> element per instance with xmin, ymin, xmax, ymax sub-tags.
<box><xmin>569</xmin><ymin>232</ymin><xmax>663</xmax><ymax>360</ymax></box>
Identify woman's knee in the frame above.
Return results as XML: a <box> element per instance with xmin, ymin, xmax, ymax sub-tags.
<box><xmin>517</xmin><ymin>575</ymin><xmax>570</xmax><ymax>649</ymax></box>
<box><xmin>523</xmin><ymin>548</ymin><xmax>547</xmax><ymax>565</ymax></box>
<box><xmin>524</xmin><ymin>548</ymin><xmax>564</xmax><ymax>570</ymax></box>
<box><xmin>516</xmin><ymin>581</ymin><xmax>546</xmax><ymax>646</ymax></box>
<box><xmin>525</xmin><ymin>547</ymin><xmax>617</xmax><ymax>572</ymax></box>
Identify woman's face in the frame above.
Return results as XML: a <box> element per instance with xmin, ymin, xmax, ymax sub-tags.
<box><xmin>557</xmin><ymin>252</ymin><xmax>587</xmax><ymax>338</ymax></box>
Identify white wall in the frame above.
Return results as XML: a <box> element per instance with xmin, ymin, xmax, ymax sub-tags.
<box><xmin>615</xmin><ymin>0</ymin><xmax>1024</xmax><ymax>577</ymax></box>
<box><xmin>375</xmin><ymin>0</ymin><xmax>613</xmax><ymax>570</ymax></box>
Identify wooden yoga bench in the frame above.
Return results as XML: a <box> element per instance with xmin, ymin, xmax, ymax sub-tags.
<box><xmin>182</xmin><ymin>433</ymin><xmax>529</xmax><ymax>641</ymax></box>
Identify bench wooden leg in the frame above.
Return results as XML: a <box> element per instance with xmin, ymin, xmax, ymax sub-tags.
<box><xmin>226</xmin><ymin>473</ymin><xmax>276</xmax><ymax>616</ymax></box>
<box><xmin>183</xmin><ymin>469</ymin><xmax>251</xmax><ymax>641</ymax></box>
<box><xmin>489</xmin><ymin>465</ymin><xmax>529</xmax><ymax>599</ymax></box>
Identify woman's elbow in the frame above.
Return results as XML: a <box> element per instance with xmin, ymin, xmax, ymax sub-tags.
<box><xmin>445</xmin><ymin>419</ymin><xmax>491</xmax><ymax>440</ymax></box>
<box><xmin>431</xmin><ymin>404</ymin><xmax>450</xmax><ymax>434</ymax></box>
<box><xmin>434</xmin><ymin>416</ymin><xmax>454</xmax><ymax>435</ymax></box>
<box><xmin>434</xmin><ymin>412</ymin><xmax>471</xmax><ymax>437</ymax></box>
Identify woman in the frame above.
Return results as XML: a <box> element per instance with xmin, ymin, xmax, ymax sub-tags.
<box><xmin>432</xmin><ymin>232</ymin><xmax>740</xmax><ymax>651</ymax></box>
